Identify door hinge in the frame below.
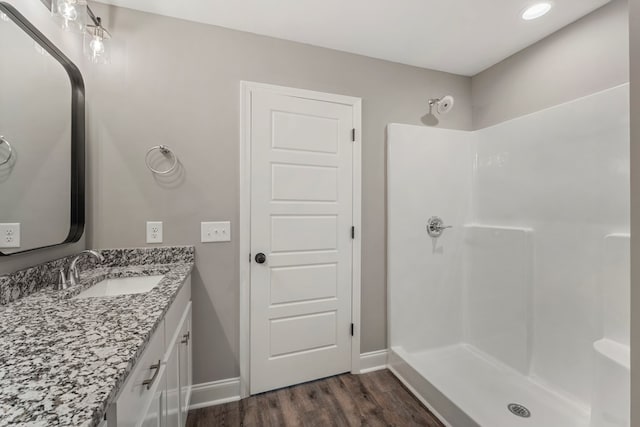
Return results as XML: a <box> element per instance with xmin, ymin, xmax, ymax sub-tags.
<box><xmin>249</xmin><ymin>253</ymin><xmax>251</xmax><ymax>262</ymax></box>
<box><xmin>350</xmin><ymin>323</ymin><xmax>355</xmax><ymax>336</ymax></box>
<box><xmin>351</xmin><ymin>128</ymin><xmax>356</xmax><ymax>142</ymax></box>
<box><xmin>351</xmin><ymin>226</ymin><xmax>355</xmax><ymax>239</ymax></box>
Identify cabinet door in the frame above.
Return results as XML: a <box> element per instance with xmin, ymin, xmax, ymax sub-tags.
<box><xmin>178</xmin><ymin>303</ymin><xmax>193</xmax><ymax>427</ymax></box>
<box><xmin>165</xmin><ymin>339</ymin><xmax>180</xmax><ymax>427</ymax></box>
<box><xmin>140</xmin><ymin>368</ymin><xmax>166</xmax><ymax>427</ymax></box>
<box><xmin>115</xmin><ymin>322</ymin><xmax>166</xmax><ymax>427</ymax></box>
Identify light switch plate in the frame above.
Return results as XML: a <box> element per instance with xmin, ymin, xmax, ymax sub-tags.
<box><xmin>201</xmin><ymin>221</ymin><xmax>231</xmax><ymax>243</ymax></box>
<box><xmin>0</xmin><ymin>223</ymin><xmax>20</xmax><ymax>248</ymax></box>
<box><xmin>146</xmin><ymin>221</ymin><xmax>163</xmax><ymax>244</ymax></box>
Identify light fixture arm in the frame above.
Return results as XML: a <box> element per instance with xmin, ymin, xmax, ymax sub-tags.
<box><xmin>86</xmin><ymin>5</ymin><xmax>100</xmax><ymax>27</ymax></box>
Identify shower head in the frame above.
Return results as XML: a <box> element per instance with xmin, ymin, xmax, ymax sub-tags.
<box><xmin>428</xmin><ymin>95</ymin><xmax>455</xmax><ymax>115</ymax></box>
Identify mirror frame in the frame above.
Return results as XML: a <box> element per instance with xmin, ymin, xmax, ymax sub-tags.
<box><xmin>0</xmin><ymin>2</ymin><xmax>85</xmax><ymax>256</ymax></box>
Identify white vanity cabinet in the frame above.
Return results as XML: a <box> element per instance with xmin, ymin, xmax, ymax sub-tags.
<box><xmin>106</xmin><ymin>276</ymin><xmax>193</xmax><ymax>427</ymax></box>
<box><xmin>165</xmin><ymin>300</ymin><xmax>192</xmax><ymax>427</ymax></box>
<box><xmin>178</xmin><ymin>304</ymin><xmax>192</xmax><ymax>425</ymax></box>
<box><xmin>139</xmin><ymin>368</ymin><xmax>166</xmax><ymax>427</ymax></box>
<box><xmin>165</xmin><ymin>338</ymin><xmax>180</xmax><ymax>427</ymax></box>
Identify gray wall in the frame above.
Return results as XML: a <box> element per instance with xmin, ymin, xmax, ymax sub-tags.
<box><xmin>630</xmin><ymin>0</ymin><xmax>639</xmax><ymax>424</ymax></box>
<box><xmin>471</xmin><ymin>0</ymin><xmax>629</xmax><ymax>129</ymax></box>
<box><xmin>85</xmin><ymin>4</ymin><xmax>472</xmax><ymax>383</ymax></box>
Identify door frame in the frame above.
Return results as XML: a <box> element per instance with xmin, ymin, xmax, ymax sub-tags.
<box><xmin>239</xmin><ymin>81</ymin><xmax>362</xmax><ymax>397</ymax></box>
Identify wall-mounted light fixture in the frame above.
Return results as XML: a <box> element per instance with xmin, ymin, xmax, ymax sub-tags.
<box><xmin>48</xmin><ymin>0</ymin><xmax>112</xmax><ymax>64</ymax></box>
<box><xmin>84</xmin><ymin>9</ymin><xmax>110</xmax><ymax>64</ymax></box>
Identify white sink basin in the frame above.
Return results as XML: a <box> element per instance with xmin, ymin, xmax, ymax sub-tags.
<box><xmin>74</xmin><ymin>275</ymin><xmax>165</xmax><ymax>299</ymax></box>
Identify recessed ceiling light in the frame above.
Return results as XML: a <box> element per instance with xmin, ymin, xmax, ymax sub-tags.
<box><xmin>522</xmin><ymin>2</ymin><xmax>552</xmax><ymax>20</ymax></box>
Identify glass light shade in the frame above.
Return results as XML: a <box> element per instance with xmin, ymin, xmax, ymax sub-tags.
<box><xmin>0</xmin><ymin>11</ymin><xmax>9</xmax><ymax>22</ymax></box>
<box><xmin>51</xmin><ymin>0</ymin><xmax>88</xmax><ymax>32</ymax></box>
<box><xmin>84</xmin><ymin>24</ymin><xmax>111</xmax><ymax>64</ymax></box>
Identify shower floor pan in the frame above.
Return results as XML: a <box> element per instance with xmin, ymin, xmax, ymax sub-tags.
<box><xmin>388</xmin><ymin>344</ymin><xmax>589</xmax><ymax>427</ymax></box>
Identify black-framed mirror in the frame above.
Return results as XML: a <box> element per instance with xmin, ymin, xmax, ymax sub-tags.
<box><xmin>0</xmin><ymin>2</ymin><xmax>85</xmax><ymax>255</ymax></box>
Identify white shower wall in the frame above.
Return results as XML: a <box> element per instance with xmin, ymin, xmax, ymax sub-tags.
<box><xmin>388</xmin><ymin>84</ymin><xmax>630</xmax><ymax>415</ymax></box>
<box><xmin>387</xmin><ymin>126</ymin><xmax>472</xmax><ymax>352</ymax></box>
<box><xmin>473</xmin><ymin>84</ymin><xmax>630</xmax><ymax>405</ymax></box>
<box><xmin>463</xmin><ymin>225</ymin><xmax>533</xmax><ymax>376</ymax></box>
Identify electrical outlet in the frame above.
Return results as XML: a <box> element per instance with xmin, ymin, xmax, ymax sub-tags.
<box><xmin>0</xmin><ymin>223</ymin><xmax>20</xmax><ymax>248</ymax></box>
<box><xmin>201</xmin><ymin>221</ymin><xmax>231</xmax><ymax>243</ymax></box>
<box><xmin>146</xmin><ymin>221</ymin><xmax>163</xmax><ymax>244</ymax></box>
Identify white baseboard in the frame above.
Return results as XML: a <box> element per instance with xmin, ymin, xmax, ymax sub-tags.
<box><xmin>189</xmin><ymin>377</ymin><xmax>241</xmax><ymax>410</ymax></box>
<box><xmin>190</xmin><ymin>350</ymin><xmax>389</xmax><ymax>410</ymax></box>
<box><xmin>359</xmin><ymin>349</ymin><xmax>389</xmax><ymax>374</ymax></box>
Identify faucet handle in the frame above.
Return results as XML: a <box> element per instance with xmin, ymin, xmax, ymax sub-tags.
<box><xmin>58</xmin><ymin>268</ymin><xmax>68</xmax><ymax>290</ymax></box>
<box><xmin>69</xmin><ymin>265</ymin><xmax>81</xmax><ymax>287</ymax></box>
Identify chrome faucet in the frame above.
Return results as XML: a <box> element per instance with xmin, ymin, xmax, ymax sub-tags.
<box><xmin>59</xmin><ymin>250</ymin><xmax>105</xmax><ymax>289</ymax></box>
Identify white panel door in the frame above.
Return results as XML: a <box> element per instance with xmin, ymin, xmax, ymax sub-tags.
<box><xmin>250</xmin><ymin>88</ymin><xmax>355</xmax><ymax>394</ymax></box>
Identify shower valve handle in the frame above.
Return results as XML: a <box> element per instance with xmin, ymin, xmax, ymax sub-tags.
<box><xmin>427</xmin><ymin>216</ymin><xmax>452</xmax><ymax>238</ymax></box>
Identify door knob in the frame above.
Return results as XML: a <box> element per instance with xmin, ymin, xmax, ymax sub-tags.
<box><xmin>255</xmin><ymin>253</ymin><xmax>266</xmax><ymax>264</ymax></box>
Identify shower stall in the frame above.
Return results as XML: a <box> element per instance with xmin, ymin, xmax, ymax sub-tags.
<box><xmin>387</xmin><ymin>85</ymin><xmax>630</xmax><ymax>427</ymax></box>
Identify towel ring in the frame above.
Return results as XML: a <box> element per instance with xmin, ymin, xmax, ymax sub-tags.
<box><xmin>0</xmin><ymin>136</ymin><xmax>12</xmax><ymax>166</ymax></box>
<box><xmin>145</xmin><ymin>145</ymin><xmax>178</xmax><ymax>175</ymax></box>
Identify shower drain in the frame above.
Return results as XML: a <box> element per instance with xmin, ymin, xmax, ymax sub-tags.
<box><xmin>508</xmin><ymin>403</ymin><xmax>531</xmax><ymax>418</ymax></box>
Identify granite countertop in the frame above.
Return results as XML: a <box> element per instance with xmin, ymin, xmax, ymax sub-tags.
<box><xmin>0</xmin><ymin>248</ymin><xmax>195</xmax><ymax>426</ymax></box>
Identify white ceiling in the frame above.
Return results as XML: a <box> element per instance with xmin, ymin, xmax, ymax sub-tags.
<box><xmin>96</xmin><ymin>0</ymin><xmax>610</xmax><ymax>76</ymax></box>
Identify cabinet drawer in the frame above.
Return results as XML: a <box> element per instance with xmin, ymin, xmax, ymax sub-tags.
<box><xmin>113</xmin><ymin>321</ymin><xmax>165</xmax><ymax>427</ymax></box>
<box><xmin>164</xmin><ymin>276</ymin><xmax>191</xmax><ymax>344</ymax></box>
